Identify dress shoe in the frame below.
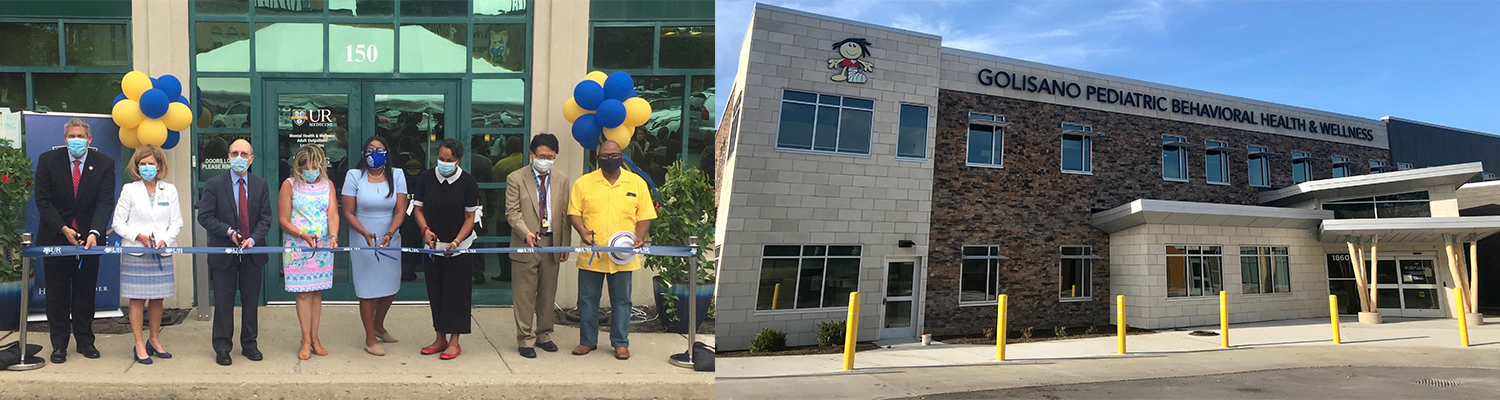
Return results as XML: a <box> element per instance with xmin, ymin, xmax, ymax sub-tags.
<box><xmin>420</xmin><ymin>344</ymin><xmax>448</xmax><ymax>355</ymax></box>
<box><xmin>77</xmin><ymin>345</ymin><xmax>101</xmax><ymax>359</ymax></box>
<box><xmin>439</xmin><ymin>345</ymin><xmax>462</xmax><ymax>360</ymax></box>
<box><xmin>50</xmin><ymin>349</ymin><xmax>67</xmax><ymax>364</ymax></box>
<box><xmin>518</xmin><ymin>347</ymin><xmax>537</xmax><ymax>358</ymax></box>
<box><xmin>242</xmin><ymin>347</ymin><xmax>263</xmax><ymax>361</ymax></box>
<box><xmin>537</xmin><ymin>341</ymin><xmax>559</xmax><ymax>352</ymax></box>
<box><xmin>614</xmin><ymin>346</ymin><xmax>630</xmax><ymax>360</ymax></box>
<box><xmin>365</xmin><ymin>343</ymin><xmax>386</xmax><ymax>356</ymax></box>
<box><xmin>147</xmin><ymin>342</ymin><xmax>173</xmax><ymax>359</ymax></box>
<box><xmin>571</xmin><ymin>345</ymin><xmax>596</xmax><ymax>356</ymax></box>
<box><xmin>133</xmin><ymin>347</ymin><xmax>153</xmax><ymax>365</ymax></box>
<box><xmin>216</xmin><ymin>351</ymin><xmax>233</xmax><ymax>366</ymax></box>
<box><xmin>375</xmin><ymin>331</ymin><xmax>399</xmax><ymax>343</ymax></box>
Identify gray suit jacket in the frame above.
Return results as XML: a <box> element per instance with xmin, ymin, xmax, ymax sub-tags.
<box><xmin>505</xmin><ymin>167</ymin><xmax>572</xmax><ymax>263</ymax></box>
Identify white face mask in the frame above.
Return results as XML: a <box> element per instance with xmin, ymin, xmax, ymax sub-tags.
<box><xmin>532</xmin><ymin>158</ymin><xmax>554</xmax><ymax>173</ymax></box>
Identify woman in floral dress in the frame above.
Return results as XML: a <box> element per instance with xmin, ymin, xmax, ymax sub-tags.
<box><xmin>279</xmin><ymin>144</ymin><xmax>339</xmax><ymax>360</ymax></box>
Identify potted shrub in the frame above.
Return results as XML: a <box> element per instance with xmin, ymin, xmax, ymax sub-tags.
<box><xmin>645</xmin><ymin>160</ymin><xmax>715</xmax><ymax>334</ymax></box>
<box><xmin>0</xmin><ymin>139</ymin><xmax>35</xmax><ymax>331</ymax></box>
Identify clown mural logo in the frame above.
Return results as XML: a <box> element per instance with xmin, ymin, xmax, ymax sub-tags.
<box><xmin>827</xmin><ymin>38</ymin><xmax>875</xmax><ymax>84</ymax></box>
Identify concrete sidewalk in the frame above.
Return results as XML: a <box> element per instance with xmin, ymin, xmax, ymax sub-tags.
<box><xmin>717</xmin><ymin>316</ymin><xmax>1500</xmax><ymax>400</ymax></box>
<box><xmin>1</xmin><ymin>306</ymin><xmax>713</xmax><ymax>400</ymax></box>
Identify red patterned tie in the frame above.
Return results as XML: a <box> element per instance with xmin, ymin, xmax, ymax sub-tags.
<box><xmin>71</xmin><ymin>160</ymin><xmax>81</xmax><ymax>230</ymax></box>
<box><xmin>538</xmin><ymin>173</ymin><xmax>549</xmax><ymax>235</ymax></box>
<box><xmin>237</xmin><ymin>179</ymin><xmax>251</xmax><ymax>236</ymax></box>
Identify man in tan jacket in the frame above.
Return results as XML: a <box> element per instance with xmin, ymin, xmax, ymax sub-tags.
<box><xmin>505</xmin><ymin>133</ymin><xmax>572</xmax><ymax>358</ymax></box>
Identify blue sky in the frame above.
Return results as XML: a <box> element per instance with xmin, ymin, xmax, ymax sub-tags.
<box><xmin>714</xmin><ymin>0</ymin><xmax>1500</xmax><ymax>134</ymax></box>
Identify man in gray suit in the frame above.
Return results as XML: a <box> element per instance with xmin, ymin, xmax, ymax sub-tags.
<box><xmin>196</xmin><ymin>139</ymin><xmax>273</xmax><ymax>366</ymax></box>
<box><xmin>504</xmin><ymin>133</ymin><xmax>572</xmax><ymax>358</ymax></box>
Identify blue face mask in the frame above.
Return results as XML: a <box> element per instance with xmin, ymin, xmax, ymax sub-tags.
<box><xmin>598</xmin><ymin>157</ymin><xmax>625</xmax><ymax>174</ymax></box>
<box><xmin>301</xmin><ymin>169</ymin><xmax>321</xmax><ymax>183</ymax></box>
<box><xmin>67</xmin><ymin>138</ymin><xmax>88</xmax><ymax>157</ymax></box>
<box><xmin>138</xmin><ymin>165</ymin><xmax>158</xmax><ymax>182</ymax></box>
<box><xmin>436</xmin><ymin>161</ymin><xmax>457</xmax><ymax>177</ymax></box>
<box><xmin>365</xmin><ymin>150</ymin><xmax>387</xmax><ymax>169</ymax></box>
<box><xmin>229</xmin><ymin>156</ymin><xmax>250</xmax><ymax>174</ymax></box>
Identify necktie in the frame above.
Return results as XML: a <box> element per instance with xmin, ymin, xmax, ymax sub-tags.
<box><xmin>71</xmin><ymin>160</ymin><xmax>81</xmax><ymax>230</ymax></box>
<box><xmin>538</xmin><ymin>173</ymin><xmax>549</xmax><ymax>235</ymax></box>
<box><xmin>237</xmin><ymin>179</ymin><xmax>250</xmax><ymax>237</ymax></box>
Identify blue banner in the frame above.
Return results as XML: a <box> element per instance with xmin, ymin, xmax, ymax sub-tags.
<box><xmin>24</xmin><ymin>112</ymin><xmax>123</xmax><ymax>314</ymax></box>
<box><xmin>23</xmin><ymin>244</ymin><xmax>699</xmax><ymax>258</ymax></box>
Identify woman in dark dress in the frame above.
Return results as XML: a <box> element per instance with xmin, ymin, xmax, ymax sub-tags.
<box><xmin>411</xmin><ymin>139</ymin><xmax>480</xmax><ymax>360</ymax></box>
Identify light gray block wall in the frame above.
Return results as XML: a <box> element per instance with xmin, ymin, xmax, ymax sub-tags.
<box><xmin>1109</xmin><ymin>224</ymin><xmax>1328</xmax><ymax>329</ymax></box>
<box><xmin>713</xmin><ymin>4</ymin><xmax>940</xmax><ymax>351</ymax></box>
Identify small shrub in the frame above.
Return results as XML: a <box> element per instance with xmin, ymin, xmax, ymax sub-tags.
<box><xmin>750</xmin><ymin>328</ymin><xmax>787</xmax><ymax>354</ymax></box>
<box><xmin>983</xmin><ymin>328</ymin><xmax>996</xmax><ymax>339</ymax></box>
<box><xmin>1085</xmin><ymin>325</ymin><xmax>1099</xmax><ymax>335</ymax></box>
<box><xmin>1021</xmin><ymin>326</ymin><xmax>1033</xmax><ymax>339</ymax></box>
<box><xmin>1054</xmin><ymin>326</ymin><xmax>1068</xmax><ymax>338</ymax></box>
<box><xmin>815</xmin><ymin>320</ymin><xmax>846</xmax><ymax>346</ymax></box>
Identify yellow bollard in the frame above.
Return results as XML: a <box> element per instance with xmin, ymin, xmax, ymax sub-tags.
<box><xmin>1116</xmin><ymin>295</ymin><xmax>1126</xmax><ymax>354</ymax></box>
<box><xmin>1328</xmin><ymin>295</ymin><xmax>1341</xmax><ymax>344</ymax></box>
<box><xmin>996</xmin><ymin>294</ymin><xmax>1007</xmax><ymax>361</ymax></box>
<box><xmin>842</xmin><ymin>292</ymin><xmax>861</xmax><ymax>370</ymax></box>
<box><xmin>1071</xmin><ymin>285</ymin><xmax>1076</xmax><ymax>298</ymax></box>
<box><xmin>1456</xmin><ymin>290</ymin><xmax>1470</xmax><ymax>347</ymax></box>
<box><xmin>771</xmin><ymin>283</ymin><xmax>781</xmax><ymax>310</ymax></box>
<box><xmin>1219</xmin><ymin>291</ymin><xmax>1229</xmax><ymax>348</ymax></box>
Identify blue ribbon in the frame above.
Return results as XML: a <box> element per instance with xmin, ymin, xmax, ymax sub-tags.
<box><xmin>23</xmin><ymin>244</ymin><xmax>698</xmax><ymax>258</ymax></box>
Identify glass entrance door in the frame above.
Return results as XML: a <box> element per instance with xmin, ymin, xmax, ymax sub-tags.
<box><xmin>882</xmin><ymin>260</ymin><xmax>920</xmax><ymax>341</ymax></box>
<box><xmin>1374</xmin><ymin>258</ymin><xmax>1444</xmax><ymax>318</ymax></box>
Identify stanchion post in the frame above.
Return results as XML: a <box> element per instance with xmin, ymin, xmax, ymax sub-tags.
<box><xmin>995</xmin><ymin>294</ymin><xmax>1007</xmax><ymax>361</ymax></box>
<box><xmin>1116</xmin><ymin>295</ymin><xmax>1126</xmax><ymax>354</ymax></box>
<box><xmin>1456</xmin><ymin>289</ymin><xmax>1470</xmax><ymax>347</ymax></box>
<box><xmin>1328</xmin><ymin>295</ymin><xmax>1341</xmax><ymax>344</ymax></box>
<box><xmin>1219</xmin><ymin>290</ymin><xmax>1229</xmax><ymax>348</ymax></box>
<box><xmin>771</xmin><ymin>283</ymin><xmax>781</xmax><ymax>310</ymax></box>
<box><xmin>842</xmin><ymin>292</ymin><xmax>860</xmax><ymax>371</ymax></box>
<box><xmin>9</xmin><ymin>233</ymin><xmax>43</xmax><ymax>371</ymax></box>
<box><xmin>668</xmin><ymin>237</ymin><xmax>700</xmax><ymax>369</ymax></box>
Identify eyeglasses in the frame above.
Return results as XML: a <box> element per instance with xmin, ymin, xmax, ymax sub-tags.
<box><xmin>363</xmin><ymin>148</ymin><xmax>388</xmax><ymax>156</ymax></box>
<box><xmin>597</xmin><ymin>153</ymin><xmax>624</xmax><ymax>160</ymax></box>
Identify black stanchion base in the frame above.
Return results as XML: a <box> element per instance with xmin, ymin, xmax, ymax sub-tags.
<box><xmin>668</xmin><ymin>352</ymin><xmax>693</xmax><ymax>369</ymax></box>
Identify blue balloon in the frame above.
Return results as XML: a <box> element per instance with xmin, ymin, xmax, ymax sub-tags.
<box><xmin>139</xmin><ymin>89</ymin><xmax>170</xmax><ymax>119</ymax></box>
<box><xmin>572</xmin><ymin>114</ymin><xmax>602</xmax><ymax>149</ymax></box>
<box><xmin>155</xmin><ymin>75</ymin><xmax>183</xmax><ymax>99</ymax></box>
<box><xmin>603</xmin><ymin>71</ymin><xmax>636</xmax><ymax>101</ymax></box>
<box><xmin>162</xmin><ymin>130</ymin><xmax>180</xmax><ymax>150</ymax></box>
<box><xmin>113</xmin><ymin>93</ymin><xmax>127</xmax><ymax>105</ymax></box>
<box><xmin>573</xmin><ymin>81</ymin><xmax>605</xmax><ymax>110</ymax></box>
<box><xmin>596</xmin><ymin>99</ymin><xmax>627</xmax><ymax>128</ymax></box>
<box><xmin>176</xmin><ymin>95</ymin><xmax>190</xmax><ymax>105</ymax></box>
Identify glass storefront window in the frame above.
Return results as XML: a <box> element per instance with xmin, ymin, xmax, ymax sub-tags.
<box><xmin>331</xmin><ymin>23</ymin><xmax>395</xmax><ymax>73</ymax></box>
<box><xmin>198</xmin><ymin>77</ymin><xmax>253</xmax><ymax>128</ymax></box>
<box><xmin>255</xmin><ymin>22</ymin><xmax>325</xmax><ymax>72</ymax></box>
<box><xmin>329</xmin><ymin>0</ymin><xmax>394</xmax><ymax>17</ymax></box>
<box><xmin>471</xmin><ymin>78</ymin><xmax>524</xmax><ymax>128</ymax></box>
<box><xmin>474</xmin><ymin>0</ymin><xmax>527</xmax><ymax>16</ymax></box>
<box><xmin>255</xmin><ymin>0</ymin><xmax>324</xmax><ymax>16</ymax></box>
<box><xmin>64</xmin><ymin>23</ymin><xmax>129</xmax><ymax>67</ymax></box>
<box><xmin>686</xmin><ymin>75</ymin><xmax>715</xmax><ymax>173</ymax></box>
<box><xmin>628</xmin><ymin>76</ymin><xmax>686</xmax><ymax>185</ymax></box>
<box><xmin>33</xmin><ymin>73</ymin><xmax>118</xmax><ymax>114</ymax></box>
<box><xmin>472</xmin><ymin>24</ymin><xmax>526</xmax><ymax>73</ymax></box>
<box><xmin>0</xmin><ymin>73</ymin><xmax>23</xmax><ymax>109</ymax></box>
<box><xmin>195</xmin><ymin>0</ymin><xmax>249</xmax><ymax>15</ymax></box>
<box><xmin>197</xmin><ymin>133</ymin><xmax>252</xmax><ymax>184</ymax></box>
<box><xmin>476</xmin><ymin>133</ymin><xmax>525</xmax><ymax>185</ymax></box>
<box><xmin>400</xmin><ymin>0</ymin><xmax>467</xmax><ymax>17</ymax></box>
<box><xmin>400</xmin><ymin>24</ymin><xmax>467</xmax><ymax>74</ymax></box>
<box><xmin>592</xmin><ymin>26</ymin><xmax>653</xmax><ymax>70</ymax></box>
<box><xmin>196</xmin><ymin>22</ymin><xmax>251</xmax><ymax>72</ymax></box>
<box><xmin>660</xmin><ymin>26</ymin><xmax>712</xmax><ymax>69</ymax></box>
<box><xmin>0</xmin><ymin>23</ymin><xmax>60</xmax><ymax>66</ymax></box>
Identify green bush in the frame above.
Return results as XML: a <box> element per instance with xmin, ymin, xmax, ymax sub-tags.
<box><xmin>749</xmin><ymin>328</ymin><xmax>787</xmax><ymax>354</ymax></box>
<box><xmin>1054</xmin><ymin>326</ymin><xmax>1068</xmax><ymax>338</ymax></box>
<box><xmin>815</xmin><ymin>320</ymin><xmax>846</xmax><ymax>346</ymax></box>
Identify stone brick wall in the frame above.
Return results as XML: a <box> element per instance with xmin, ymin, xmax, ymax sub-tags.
<box><xmin>926</xmin><ymin>89</ymin><xmax>1391</xmax><ymax>337</ymax></box>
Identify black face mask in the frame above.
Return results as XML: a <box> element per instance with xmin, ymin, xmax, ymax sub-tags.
<box><xmin>598</xmin><ymin>157</ymin><xmax>624</xmax><ymax>174</ymax></box>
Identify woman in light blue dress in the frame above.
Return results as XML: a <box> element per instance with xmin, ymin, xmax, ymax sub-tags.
<box><xmin>341</xmin><ymin>136</ymin><xmax>408</xmax><ymax>356</ymax></box>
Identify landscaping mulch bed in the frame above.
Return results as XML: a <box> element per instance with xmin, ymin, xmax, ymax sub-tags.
<box><xmin>553</xmin><ymin>305</ymin><xmax>715</xmax><ymax>335</ymax></box>
<box><xmin>24</xmin><ymin>308</ymin><xmax>192</xmax><ymax>335</ymax></box>
<box><xmin>717</xmin><ymin>342</ymin><xmax>882</xmax><ymax>358</ymax></box>
<box><xmin>937</xmin><ymin>324</ymin><xmax>1156</xmax><ymax>345</ymax></box>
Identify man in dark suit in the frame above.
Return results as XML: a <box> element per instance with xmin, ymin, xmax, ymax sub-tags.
<box><xmin>33</xmin><ymin>118</ymin><xmax>115</xmax><ymax>364</ymax></box>
<box><xmin>196</xmin><ymin>139</ymin><xmax>272</xmax><ymax>366</ymax></box>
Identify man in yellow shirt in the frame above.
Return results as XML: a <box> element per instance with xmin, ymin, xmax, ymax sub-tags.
<box><xmin>567</xmin><ymin>140</ymin><xmax>656</xmax><ymax>360</ymax></box>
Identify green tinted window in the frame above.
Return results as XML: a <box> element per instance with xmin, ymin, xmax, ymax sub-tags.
<box><xmin>399</xmin><ymin>24</ymin><xmax>466</xmax><ymax>73</ymax></box>
<box><xmin>195</xmin><ymin>22</ymin><xmax>250</xmax><ymax>72</ymax></box>
<box><xmin>64</xmin><ymin>23</ymin><xmax>128</xmax><ymax>67</ymax></box>
<box><xmin>254</xmin><ymin>23</ymin><xmax>324</xmax><ymax>72</ymax></box>
<box><xmin>472</xmin><ymin>79</ymin><xmax>525</xmax><ymax>128</ymax></box>
<box><xmin>592</xmin><ymin>26</ymin><xmax>653</xmax><ymax>70</ymax></box>
<box><xmin>331</xmin><ymin>23</ymin><xmax>394</xmax><ymax>73</ymax></box>
<box><xmin>0</xmin><ymin>23</ymin><xmax>60</xmax><ymax>66</ymax></box>
<box><xmin>659</xmin><ymin>26</ymin><xmax>711</xmax><ymax>69</ymax></box>
<box><xmin>33</xmin><ymin>73</ymin><xmax>119</xmax><ymax>114</ymax></box>
<box><xmin>473</xmin><ymin>0</ymin><xmax>527</xmax><ymax>16</ymax></box>
<box><xmin>473</xmin><ymin>24</ymin><xmax>527</xmax><ymax>73</ymax></box>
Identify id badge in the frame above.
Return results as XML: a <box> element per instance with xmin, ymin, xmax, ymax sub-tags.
<box><xmin>541</xmin><ymin>219</ymin><xmax>551</xmax><ymax>229</ymax></box>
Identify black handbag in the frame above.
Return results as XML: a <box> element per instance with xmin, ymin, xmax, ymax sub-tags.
<box><xmin>0</xmin><ymin>341</ymin><xmax>45</xmax><ymax>369</ymax></box>
<box><xmin>692</xmin><ymin>341</ymin><xmax>714</xmax><ymax>372</ymax></box>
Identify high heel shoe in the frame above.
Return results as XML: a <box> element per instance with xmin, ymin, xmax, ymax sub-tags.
<box><xmin>146</xmin><ymin>342</ymin><xmax>172</xmax><ymax>359</ymax></box>
<box><xmin>133</xmin><ymin>347</ymin><xmax>153</xmax><ymax>365</ymax></box>
<box><xmin>420</xmin><ymin>344</ymin><xmax>448</xmax><ymax>355</ymax></box>
<box><xmin>439</xmin><ymin>345</ymin><xmax>461</xmax><ymax>360</ymax></box>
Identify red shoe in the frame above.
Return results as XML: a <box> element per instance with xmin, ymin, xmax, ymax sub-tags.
<box><xmin>439</xmin><ymin>345</ymin><xmax>462</xmax><ymax>360</ymax></box>
<box><xmin>420</xmin><ymin>344</ymin><xmax>448</xmax><ymax>355</ymax></box>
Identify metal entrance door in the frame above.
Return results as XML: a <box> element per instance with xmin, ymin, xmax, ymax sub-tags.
<box><xmin>881</xmin><ymin>259</ymin><xmax>921</xmax><ymax>341</ymax></box>
<box><xmin>1374</xmin><ymin>257</ymin><xmax>1445</xmax><ymax>318</ymax></box>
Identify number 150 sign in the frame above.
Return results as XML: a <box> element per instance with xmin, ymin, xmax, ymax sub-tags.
<box><xmin>346</xmin><ymin>44</ymin><xmax>379</xmax><ymax>63</ymax></box>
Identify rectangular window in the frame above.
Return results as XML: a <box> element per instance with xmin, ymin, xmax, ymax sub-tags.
<box><xmin>1322</xmin><ymin>191</ymin><xmax>1431</xmax><ymax>219</ymax></box>
<box><xmin>1167</xmin><ymin>245</ymin><xmax>1223</xmax><ymax>298</ymax></box>
<box><xmin>961</xmin><ymin>246</ymin><xmax>1005</xmax><ymax>304</ymax></box>
<box><xmin>1368</xmin><ymin>160</ymin><xmax>1386</xmax><ymax>174</ymax></box>
<box><xmin>966</xmin><ymin>113</ymin><xmax>1004</xmax><ymax>167</ymax></box>
<box><xmin>1484</xmin><ymin>172</ymin><xmax>1498</xmax><ymax>181</ymax></box>
<box><xmin>1060</xmin><ymin>246</ymin><xmax>1094</xmax><ymax>300</ymax></box>
<box><xmin>756</xmin><ymin>245</ymin><xmax>862</xmax><ymax>311</ymax></box>
<box><xmin>896</xmin><ymin>104</ymin><xmax>929</xmax><ymax>159</ymax></box>
<box><xmin>1240</xmin><ymin>246</ymin><xmax>1291</xmax><ymax>294</ymax></box>
<box><xmin>1247</xmin><ymin>146</ymin><xmax>1270</xmax><ymax>187</ymax></box>
<box><xmin>1292</xmin><ymin>151</ymin><xmax>1312</xmax><ymax>184</ymax></box>
<box><xmin>1397</xmin><ymin>162</ymin><xmax>1414</xmax><ymax>170</ymax></box>
<box><xmin>1163</xmin><ymin>136</ymin><xmax>1188</xmax><ymax>181</ymax></box>
<box><xmin>1205</xmin><ymin>141</ymin><xmax>1228</xmax><ymax>184</ymax></box>
<box><xmin>1061</xmin><ymin>134</ymin><xmax>1092</xmax><ymax>174</ymax></box>
<box><xmin>1332</xmin><ymin>156</ymin><xmax>1350</xmax><ymax>178</ymax></box>
<box><xmin>775</xmin><ymin>90</ymin><xmax>874</xmax><ymax>156</ymax></box>
<box><xmin>1061</xmin><ymin>123</ymin><xmax>1093</xmax><ymax>132</ymax></box>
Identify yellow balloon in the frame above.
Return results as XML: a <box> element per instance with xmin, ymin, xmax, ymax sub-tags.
<box><xmin>563</xmin><ymin>97</ymin><xmax>588</xmax><ymax>123</ymax></box>
<box><xmin>603</xmin><ymin>125</ymin><xmax>634</xmax><ymax>149</ymax></box>
<box><xmin>162</xmin><ymin>102</ymin><xmax>193</xmax><ymax>131</ymax></box>
<box><xmin>622</xmin><ymin>97</ymin><xmax>652</xmax><ymax>127</ymax></box>
<box><xmin>118</xmin><ymin>127</ymin><xmax>142</xmax><ymax>149</ymax></box>
<box><xmin>136</xmin><ymin>119</ymin><xmax>168</xmax><ymax>147</ymax></box>
<box><xmin>121</xmin><ymin>71</ymin><xmax>152</xmax><ymax>101</ymax></box>
<box><xmin>197</xmin><ymin>107</ymin><xmax>213</xmax><ymax>128</ymax></box>
<box><xmin>112</xmin><ymin>99</ymin><xmax>145</xmax><ymax>129</ymax></box>
<box><xmin>585</xmin><ymin>71</ymin><xmax>608</xmax><ymax>86</ymax></box>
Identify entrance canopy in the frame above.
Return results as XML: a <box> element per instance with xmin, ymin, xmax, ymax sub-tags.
<box><xmin>1319</xmin><ymin>216</ymin><xmax>1500</xmax><ymax>243</ymax></box>
<box><xmin>1260</xmin><ymin>162</ymin><xmax>1484</xmax><ymax>207</ymax></box>
<box><xmin>1091</xmin><ymin>199</ymin><xmax>1330</xmax><ymax>234</ymax></box>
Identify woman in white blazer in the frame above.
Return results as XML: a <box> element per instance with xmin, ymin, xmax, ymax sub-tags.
<box><xmin>110</xmin><ymin>145</ymin><xmax>183</xmax><ymax>365</ymax></box>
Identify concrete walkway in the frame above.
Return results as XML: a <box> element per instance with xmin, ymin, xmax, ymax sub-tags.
<box><xmin>1</xmin><ymin>306</ymin><xmax>713</xmax><ymax>400</ymax></box>
<box><xmin>717</xmin><ymin>316</ymin><xmax>1500</xmax><ymax>400</ymax></box>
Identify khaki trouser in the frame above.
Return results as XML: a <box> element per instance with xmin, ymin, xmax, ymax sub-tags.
<box><xmin>512</xmin><ymin>233</ymin><xmax>560</xmax><ymax>347</ymax></box>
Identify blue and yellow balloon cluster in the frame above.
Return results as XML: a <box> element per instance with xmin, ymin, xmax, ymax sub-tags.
<box><xmin>111</xmin><ymin>71</ymin><xmax>191</xmax><ymax>150</ymax></box>
<box><xmin>565</xmin><ymin>71</ymin><xmax>652</xmax><ymax>149</ymax></box>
